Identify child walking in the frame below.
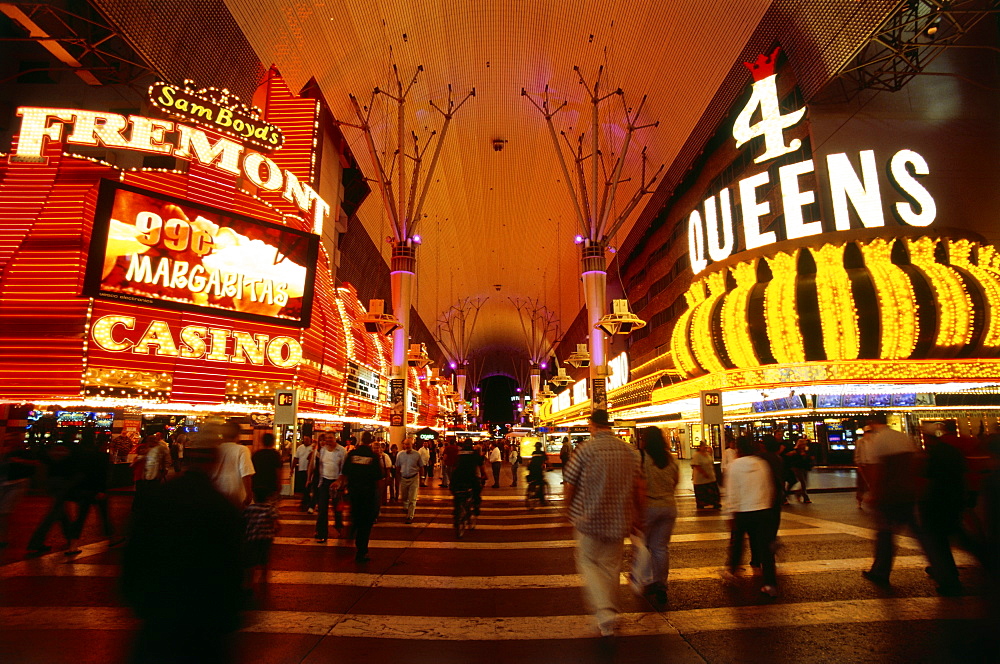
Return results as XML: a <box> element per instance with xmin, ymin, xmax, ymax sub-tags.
<box><xmin>243</xmin><ymin>487</ymin><xmax>280</xmax><ymax>599</ymax></box>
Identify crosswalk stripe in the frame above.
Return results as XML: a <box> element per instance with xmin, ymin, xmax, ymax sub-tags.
<box><xmin>3</xmin><ymin>555</ymin><xmax>959</xmax><ymax>587</ymax></box>
<box><xmin>2</xmin><ymin>597</ymin><xmax>985</xmax><ymax>639</ymax></box>
<box><xmin>273</xmin><ymin>527</ymin><xmax>837</xmax><ymax>549</ymax></box>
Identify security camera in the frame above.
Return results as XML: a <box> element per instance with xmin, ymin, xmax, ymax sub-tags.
<box><xmin>492</xmin><ymin>138</ymin><xmax>505</xmax><ymax>152</ymax></box>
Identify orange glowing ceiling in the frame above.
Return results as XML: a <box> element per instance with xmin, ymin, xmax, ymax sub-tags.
<box><xmin>222</xmin><ymin>0</ymin><xmax>775</xmax><ymax>370</ymax></box>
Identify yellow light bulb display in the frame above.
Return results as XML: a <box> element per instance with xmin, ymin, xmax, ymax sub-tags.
<box><xmin>669</xmin><ymin>282</ymin><xmax>704</xmax><ymax>377</ymax></box>
<box><xmin>811</xmin><ymin>243</ymin><xmax>860</xmax><ymax>360</ymax></box>
<box><xmin>858</xmin><ymin>238</ymin><xmax>919</xmax><ymax>359</ymax></box>
<box><xmin>906</xmin><ymin>237</ymin><xmax>973</xmax><ymax>348</ymax></box>
<box><xmin>720</xmin><ymin>260</ymin><xmax>759</xmax><ymax>368</ymax></box>
<box><xmin>689</xmin><ymin>271</ymin><xmax>728</xmax><ymax>373</ymax></box>
<box><xmin>764</xmin><ymin>250</ymin><xmax>805</xmax><ymax>363</ymax></box>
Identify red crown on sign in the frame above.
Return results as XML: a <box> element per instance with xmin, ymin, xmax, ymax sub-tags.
<box><xmin>743</xmin><ymin>47</ymin><xmax>782</xmax><ymax>81</ymax></box>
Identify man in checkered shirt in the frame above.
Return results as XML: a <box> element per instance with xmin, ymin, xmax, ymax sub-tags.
<box><xmin>563</xmin><ymin>409</ymin><xmax>642</xmax><ymax>638</ymax></box>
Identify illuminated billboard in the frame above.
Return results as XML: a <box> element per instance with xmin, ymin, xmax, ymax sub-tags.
<box><xmin>84</xmin><ymin>180</ymin><xmax>318</xmax><ymax>327</ymax></box>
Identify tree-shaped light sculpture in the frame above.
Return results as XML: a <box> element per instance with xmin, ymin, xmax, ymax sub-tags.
<box><xmin>435</xmin><ymin>296</ymin><xmax>488</xmax><ymax>423</ymax></box>
<box><xmin>523</xmin><ymin>67</ymin><xmax>661</xmax><ymax>412</ymax></box>
<box><xmin>511</xmin><ymin>297</ymin><xmax>560</xmax><ymax>423</ymax></box>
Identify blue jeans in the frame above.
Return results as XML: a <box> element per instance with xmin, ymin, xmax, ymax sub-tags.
<box><xmin>644</xmin><ymin>504</ymin><xmax>677</xmax><ymax>585</ymax></box>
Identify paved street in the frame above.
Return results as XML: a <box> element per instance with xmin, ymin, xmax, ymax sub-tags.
<box><xmin>1</xmin><ymin>470</ymin><xmax>993</xmax><ymax>663</ymax></box>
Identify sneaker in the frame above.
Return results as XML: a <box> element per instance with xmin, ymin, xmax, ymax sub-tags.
<box><xmin>315</xmin><ymin>537</ymin><xmax>327</xmax><ymax>544</ymax></box>
<box><xmin>598</xmin><ymin>620</ymin><xmax>615</xmax><ymax>637</ymax></box>
<box><xmin>803</xmin><ymin>498</ymin><xmax>812</xmax><ymax>504</ymax></box>
<box><xmin>307</xmin><ymin>508</ymin><xmax>315</xmax><ymax>514</ymax></box>
<box><xmin>761</xmin><ymin>585</ymin><xmax>779</xmax><ymax>597</ymax></box>
<box><xmin>861</xmin><ymin>570</ymin><xmax>890</xmax><ymax>586</ymax></box>
<box><xmin>719</xmin><ymin>569</ymin><xmax>739</xmax><ymax>586</ymax></box>
<box><xmin>405</xmin><ymin>517</ymin><xmax>413</xmax><ymax>524</ymax></box>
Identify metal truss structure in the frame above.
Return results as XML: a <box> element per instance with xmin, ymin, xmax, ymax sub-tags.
<box><xmin>836</xmin><ymin>0</ymin><xmax>1000</xmax><ymax>95</ymax></box>
<box><xmin>0</xmin><ymin>1</ymin><xmax>153</xmax><ymax>87</ymax></box>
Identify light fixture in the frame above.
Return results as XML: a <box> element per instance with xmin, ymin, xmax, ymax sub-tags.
<box><xmin>357</xmin><ymin>299</ymin><xmax>401</xmax><ymax>336</ymax></box>
<box><xmin>406</xmin><ymin>343</ymin><xmax>432</xmax><ymax>369</ymax></box>
<box><xmin>549</xmin><ymin>367</ymin><xmax>573</xmax><ymax>386</ymax></box>
<box><xmin>596</xmin><ymin>299</ymin><xmax>647</xmax><ymax>335</ymax></box>
<box><xmin>566</xmin><ymin>343</ymin><xmax>591</xmax><ymax>369</ymax></box>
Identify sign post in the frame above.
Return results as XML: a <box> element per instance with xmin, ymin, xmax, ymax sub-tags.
<box><xmin>275</xmin><ymin>389</ymin><xmax>298</xmax><ymax>495</ymax></box>
<box><xmin>700</xmin><ymin>390</ymin><xmax>724</xmax><ymax>457</ymax></box>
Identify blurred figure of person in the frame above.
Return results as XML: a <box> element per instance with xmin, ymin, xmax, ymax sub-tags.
<box><xmin>25</xmin><ymin>438</ymin><xmax>77</xmax><ymax>556</ymax></box>
<box><xmin>753</xmin><ymin>435</ymin><xmax>786</xmax><ymax>570</ymax></box>
<box><xmin>395</xmin><ymin>436</ymin><xmax>423</xmax><ymax>524</ymax></box>
<box><xmin>342</xmin><ymin>432</ymin><xmax>382</xmax><ymax>563</ymax></box>
<box><xmin>427</xmin><ymin>440</ymin><xmax>437</xmax><ymax>484</ymax></box>
<box><xmin>251</xmin><ymin>433</ymin><xmax>282</xmax><ymax>501</ymax></box>
<box><xmin>1</xmin><ymin>433</ymin><xmax>38</xmax><ymax>549</ymax></box>
<box><xmin>294</xmin><ymin>436</ymin><xmax>314</xmax><ymax>510</ymax></box>
<box><xmin>313</xmin><ymin>434</ymin><xmax>346</xmax><ymax>543</ymax></box>
<box><xmin>691</xmin><ymin>443</ymin><xmax>720</xmax><ymax>509</ymax></box>
<box><xmin>212</xmin><ymin>423</ymin><xmax>255</xmax><ymax>507</ymax></box>
<box><xmin>243</xmin><ymin>486</ymin><xmax>280</xmax><ymax>597</ymax></box>
<box><xmin>559</xmin><ymin>437</ymin><xmax>572</xmax><ymax>484</ymax></box>
<box><xmin>122</xmin><ymin>440</ymin><xmax>243</xmax><ymax>664</ymax></box>
<box><xmin>919</xmin><ymin>429</ymin><xmax>968</xmax><ymax>595</ymax></box>
<box><xmin>450</xmin><ymin>440</ymin><xmax>484</xmax><ymax>518</ymax></box>
<box><xmin>855</xmin><ymin>426</ymin><xmax>876</xmax><ymax>509</ymax></box>
<box><xmin>788</xmin><ymin>437</ymin><xmax>814</xmax><ymax>503</ymax></box>
<box><xmin>527</xmin><ymin>442</ymin><xmax>548</xmax><ymax>505</ymax></box>
<box><xmin>721</xmin><ymin>434</ymin><xmax>737</xmax><ymax>486</ymax></box>
<box><xmin>488</xmin><ymin>442</ymin><xmax>502</xmax><ymax>488</ymax></box>
<box><xmin>441</xmin><ymin>437</ymin><xmax>459</xmax><ymax>489</ymax></box>
<box><xmin>563</xmin><ymin>410</ymin><xmax>641</xmax><ymax>638</ymax></box>
<box><xmin>169</xmin><ymin>432</ymin><xmax>186</xmax><ymax>473</ymax></box>
<box><xmin>509</xmin><ymin>442</ymin><xmax>521</xmax><ymax>487</ymax></box>
<box><xmin>861</xmin><ymin>414</ymin><xmax>938</xmax><ymax>590</ymax></box>
<box><xmin>387</xmin><ymin>443</ymin><xmax>400</xmax><ymax>502</ymax></box>
<box><xmin>635</xmin><ymin>427</ymin><xmax>679</xmax><ymax>608</ymax></box>
<box><xmin>133</xmin><ymin>434</ymin><xmax>169</xmax><ymax>514</ymax></box>
<box><xmin>417</xmin><ymin>441</ymin><xmax>430</xmax><ymax>487</ymax></box>
<box><xmin>374</xmin><ymin>441</ymin><xmax>392</xmax><ymax>519</ymax></box>
<box><xmin>721</xmin><ymin>435</ymin><xmax>779</xmax><ymax>597</ymax></box>
<box><xmin>65</xmin><ymin>436</ymin><xmax>118</xmax><ymax>555</ymax></box>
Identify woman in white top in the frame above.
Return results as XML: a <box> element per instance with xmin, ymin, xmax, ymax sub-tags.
<box><xmin>635</xmin><ymin>427</ymin><xmax>679</xmax><ymax>608</ymax></box>
<box><xmin>722</xmin><ymin>435</ymin><xmax>778</xmax><ymax>597</ymax></box>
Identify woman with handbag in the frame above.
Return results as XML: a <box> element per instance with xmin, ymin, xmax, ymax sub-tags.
<box><xmin>632</xmin><ymin>427</ymin><xmax>679</xmax><ymax>609</ymax></box>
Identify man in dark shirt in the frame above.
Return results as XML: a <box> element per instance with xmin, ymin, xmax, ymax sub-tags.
<box><xmin>341</xmin><ymin>432</ymin><xmax>382</xmax><ymax>563</ymax></box>
<box><xmin>251</xmin><ymin>433</ymin><xmax>283</xmax><ymax>500</ymax></box>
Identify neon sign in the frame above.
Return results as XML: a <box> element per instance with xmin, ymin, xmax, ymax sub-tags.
<box><xmin>687</xmin><ymin>48</ymin><xmax>936</xmax><ymax>275</ymax></box>
<box><xmin>148</xmin><ymin>81</ymin><xmax>284</xmax><ymax>151</ymax></box>
<box><xmin>12</xmin><ymin>107</ymin><xmax>330</xmax><ymax>231</ymax></box>
<box><xmin>90</xmin><ymin>314</ymin><xmax>303</xmax><ymax>368</ymax></box>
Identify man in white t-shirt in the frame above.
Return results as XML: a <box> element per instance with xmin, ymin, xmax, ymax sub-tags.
<box><xmin>294</xmin><ymin>436</ymin><xmax>313</xmax><ymax>508</ymax></box>
<box><xmin>314</xmin><ymin>434</ymin><xmax>346</xmax><ymax>542</ymax></box>
<box><xmin>417</xmin><ymin>442</ymin><xmax>430</xmax><ymax>487</ymax></box>
<box><xmin>488</xmin><ymin>443</ymin><xmax>502</xmax><ymax>488</ymax></box>
<box><xmin>212</xmin><ymin>423</ymin><xmax>255</xmax><ymax>506</ymax></box>
<box><xmin>861</xmin><ymin>413</ymin><xmax>928</xmax><ymax>587</ymax></box>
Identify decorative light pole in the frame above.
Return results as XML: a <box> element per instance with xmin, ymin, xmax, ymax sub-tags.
<box><xmin>510</xmin><ymin>297</ymin><xmax>560</xmax><ymax>423</ymax></box>
<box><xmin>435</xmin><ymin>296</ymin><xmax>488</xmax><ymax>425</ymax></box>
<box><xmin>341</xmin><ymin>66</ymin><xmax>474</xmax><ymax>446</ymax></box>
<box><xmin>523</xmin><ymin>68</ymin><xmax>661</xmax><ymax>413</ymax></box>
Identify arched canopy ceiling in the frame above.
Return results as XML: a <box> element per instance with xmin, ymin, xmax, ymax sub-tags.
<box><xmin>223</xmin><ymin>0</ymin><xmax>775</xmax><ymax>371</ymax></box>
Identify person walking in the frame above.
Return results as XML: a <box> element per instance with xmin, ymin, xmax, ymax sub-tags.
<box><xmin>243</xmin><ymin>486</ymin><xmax>280</xmax><ymax>596</ymax></box>
<box><xmin>441</xmin><ymin>438</ymin><xmax>459</xmax><ymax>489</ymax></box>
<box><xmin>64</xmin><ymin>437</ymin><xmax>118</xmax><ymax>556</ymax></box>
<box><xmin>919</xmin><ymin>430</ymin><xmax>968</xmax><ymax>595</ymax></box>
<box><xmin>341</xmin><ymin>432</ymin><xmax>382</xmax><ymax>563</ymax></box>
<box><xmin>559</xmin><ymin>437</ymin><xmax>572</xmax><ymax>484</ymax></box>
<box><xmin>251</xmin><ymin>433</ymin><xmax>282</xmax><ymax>501</ymax></box>
<box><xmin>563</xmin><ymin>409</ymin><xmax>641</xmax><ymax>638</ymax></box>
<box><xmin>212</xmin><ymin>423</ymin><xmax>255</xmax><ymax>507</ymax></box>
<box><xmin>417</xmin><ymin>441</ymin><xmax>430</xmax><ymax>487</ymax></box>
<box><xmin>855</xmin><ymin>427</ymin><xmax>876</xmax><ymax>509</ymax></box>
<box><xmin>788</xmin><ymin>437</ymin><xmax>814</xmax><ymax>503</ymax></box>
<box><xmin>861</xmin><ymin>413</ymin><xmax>938</xmax><ymax>589</ymax></box>
<box><xmin>509</xmin><ymin>442</ymin><xmax>521</xmax><ymax>487</ymax></box>
<box><xmin>691</xmin><ymin>443</ymin><xmax>720</xmax><ymax>509</ymax></box>
<box><xmin>721</xmin><ymin>435</ymin><xmax>779</xmax><ymax>597</ymax></box>
<box><xmin>387</xmin><ymin>443</ymin><xmax>400</xmax><ymax>502</ymax></box>
<box><xmin>122</xmin><ymin>440</ymin><xmax>243</xmax><ymax>664</ymax></box>
<box><xmin>489</xmin><ymin>442</ymin><xmax>502</xmax><ymax>488</ymax></box>
<box><xmin>26</xmin><ymin>437</ymin><xmax>78</xmax><ymax>556</ymax></box>
<box><xmin>293</xmin><ymin>436</ymin><xmax>313</xmax><ymax>506</ymax></box>
<box><xmin>313</xmin><ymin>434</ymin><xmax>346</xmax><ymax>543</ymax></box>
<box><xmin>633</xmin><ymin>426</ymin><xmax>679</xmax><ymax>608</ymax></box>
<box><xmin>396</xmin><ymin>436</ymin><xmax>423</xmax><ymax>524</ymax></box>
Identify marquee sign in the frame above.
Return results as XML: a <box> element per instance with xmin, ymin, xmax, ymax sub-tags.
<box><xmin>687</xmin><ymin>48</ymin><xmax>936</xmax><ymax>275</ymax></box>
<box><xmin>84</xmin><ymin>180</ymin><xmax>319</xmax><ymax>327</ymax></box>
<box><xmin>90</xmin><ymin>314</ymin><xmax>303</xmax><ymax>368</ymax></box>
<box><xmin>148</xmin><ymin>81</ymin><xmax>284</xmax><ymax>151</ymax></box>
